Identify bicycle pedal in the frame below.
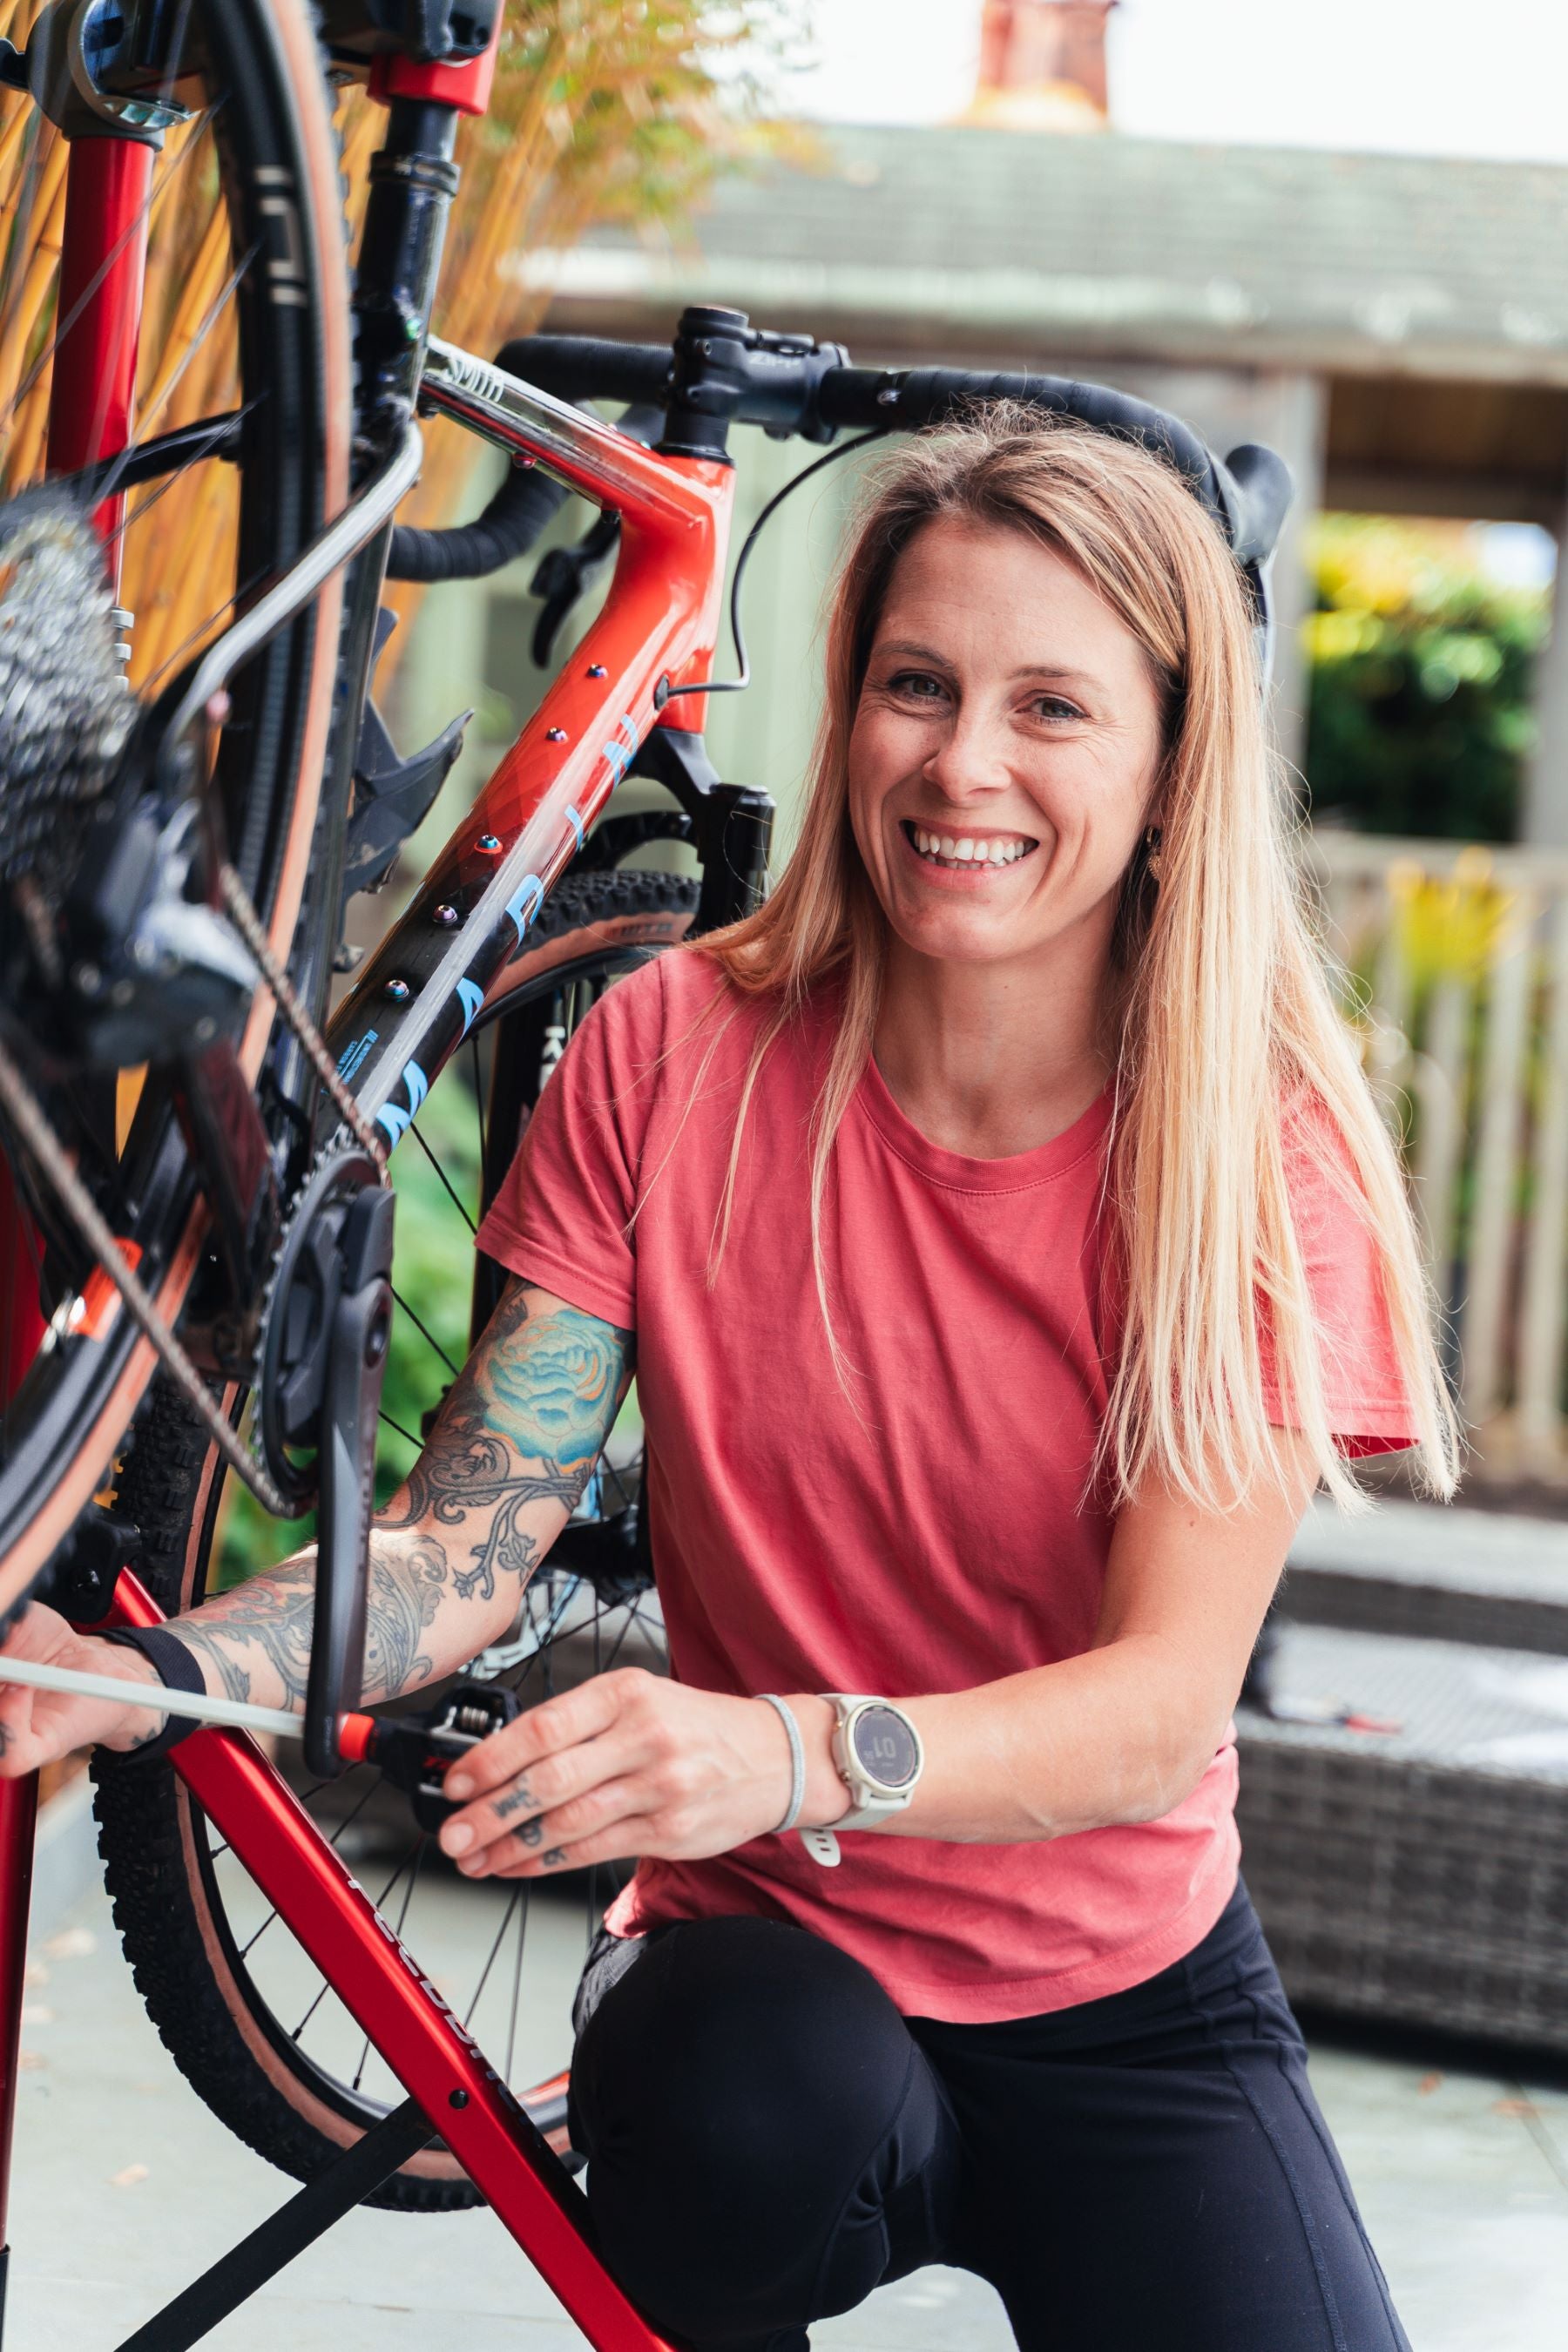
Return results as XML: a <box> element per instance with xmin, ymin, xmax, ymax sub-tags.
<box><xmin>363</xmin><ymin>1680</ymin><xmax>521</xmax><ymax>1833</ymax></box>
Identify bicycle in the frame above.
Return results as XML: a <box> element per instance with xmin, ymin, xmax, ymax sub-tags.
<box><xmin>0</xmin><ymin>3</ymin><xmax>1291</xmax><ymax>2343</ymax></box>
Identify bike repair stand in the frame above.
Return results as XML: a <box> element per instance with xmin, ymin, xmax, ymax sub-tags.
<box><xmin>0</xmin><ymin>1632</ymin><xmax>540</xmax><ymax>2351</ymax></box>
<box><xmin>114</xmin><ymin>2100</ymin><xmax>438</xmax><ymax>2351</ymax></box>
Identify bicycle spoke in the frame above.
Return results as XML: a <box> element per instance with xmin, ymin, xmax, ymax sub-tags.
<box><xmin>463</xmin><ymin>1878</ymin><xmax>526</xmax><ymax>2032</ymax></box>
<box><xmin>351</xmin><ymin>1835</ymin><xmax>426</xmax><ymax>2089</ymax></box>
<box><xmin>408</xmin><ymin>1118</ymin><xmax>476</xmax><ymax>1234</ymax></box>
<box><xmin>503</xmin><ymin>1875</ymin><xmax>531</xmax><ymax>2088</ymax></box>
<box><xmin>389</xmin><ymin>1284</ymin><xmax>460</xmax><ymax>1382</ymax></box>
<box><xmin>379</xmin><ymin>1407</ymin><xmax>422</xmax><ymax>1449</ymax></box>
<box><xmin>1</xmin><ymin>103</ymin><xmax>226</xmax><ymax>444</ymax></box>
<box><xmin>289</xmin><ymin>1834</ymin><xmax>421</xmax><ymax>2044</ymax></box>
<box><xmin>234</xmin><ymin>1768</ymin><xmax>378</xmax><ymax>1960</ymax></box>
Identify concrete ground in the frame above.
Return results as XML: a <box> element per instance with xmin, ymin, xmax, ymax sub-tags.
<box><xmin>7</xmin><ymin>1859</ymin><xmax>1568</xmax><ymax>2351</ymax></box>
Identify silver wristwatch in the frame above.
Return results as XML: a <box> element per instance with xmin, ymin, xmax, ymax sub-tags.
<box><xmin>800</xmin><ymin>1694</ymin><xmax>924</xmax><ymax>1868</ymax></box>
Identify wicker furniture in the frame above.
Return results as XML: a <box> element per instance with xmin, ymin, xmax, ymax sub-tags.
<box><xmin>1238</xmin><ymin>1621</ymin><xmax>1568</xmax><ymax>2052</ymax></box>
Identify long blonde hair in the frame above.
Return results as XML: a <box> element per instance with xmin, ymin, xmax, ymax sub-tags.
<box><xmin>690</xmin><ymin>407</ymin><xmax>1460</xmax><ymax>1511</ymax></box>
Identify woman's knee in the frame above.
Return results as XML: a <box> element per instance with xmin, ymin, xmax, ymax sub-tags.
<box><xmin>571</xmin><ymin>1916</ymin><xmax>951</xmax><ymax>2343</ymax></box>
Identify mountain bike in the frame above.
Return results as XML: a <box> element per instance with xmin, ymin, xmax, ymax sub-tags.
<box><xmin>0</xmin><ymin>3</ymin><xmax>1291</xmax><ymax>2342</ymax></box>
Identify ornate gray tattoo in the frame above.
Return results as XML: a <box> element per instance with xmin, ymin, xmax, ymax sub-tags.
<box><xmin>172</xmin><ymin>1532</ymin><xmax>446</xmax><ymax>1711</ymax></box>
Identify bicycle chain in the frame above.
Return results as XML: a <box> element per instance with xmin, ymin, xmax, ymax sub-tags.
<box><xmin>0</xmin><ymin>865</ymin><xmax>390</xmax><ymax>1522</ymax></box>
<box><xmin>0</xmin><ymin>1028</ymin><xmax>294</xmax><ymax>1517</ymax></box>
<box><xmin>218</xmin><ymin>863</ymin><xmax>389</xmax><ymax>1180</ymax></box>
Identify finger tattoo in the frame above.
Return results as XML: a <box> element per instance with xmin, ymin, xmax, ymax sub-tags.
<box><xmin>520</xmin><ymin>1819</ymin><xmax>544</xmax><ymax>1848</ymax></box>
<box><xmin>493</xmin><ymin>1779</ymin><xmax>539</xmax><ymax>1821</ymax></box>
<box><xmin>542</xmin><ymin>1847</ymin><xmax>568</xmax><ymax>1868</ymax></box>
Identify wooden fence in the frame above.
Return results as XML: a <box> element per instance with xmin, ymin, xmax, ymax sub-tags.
<box><xmin>1310</xmin><ymin>830</ymin><xmax>1568</xmax><ymax>1485</ymax></box>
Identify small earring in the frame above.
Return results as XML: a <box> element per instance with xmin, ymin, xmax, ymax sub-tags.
<box><xmin>1143</xmin><ymin>824</ymin><xmax>1163</xmax><ymax>883</ymax></box>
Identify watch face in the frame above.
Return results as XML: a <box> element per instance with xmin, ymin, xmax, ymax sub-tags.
<box><xmin>851</xmin><ymin>1704</ymin><xmax>920</xmax><ymax>1789</ymax></box>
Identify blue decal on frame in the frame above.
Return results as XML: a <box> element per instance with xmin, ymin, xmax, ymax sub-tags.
<box><xmin>505</xmin><ymin>874</ymin><xmax>544</xmax><ymax>943</ymax></box>
<box><xmin>455</xmin><ymin>977</ymin><xmax>484</xmax><ymax>1034</ymax></box>
<box><xmin>375</xmin><ymin>1058</ymin><xmax>429</xmax><ymax>1149</ymax></box>
<box><xmin>601</xmin><ymin>713</ymin><xmax>639</xmax><ymax>786</ymax></box>
<box><xmin>336</xmin><ymin>1029</ymin><xmax>377</xmax><ymax>1083</ymax></box>
<box><xmin>564</xmin><ymin>802</ymin><xmax>585</xmax><ymax>850</ymax></box>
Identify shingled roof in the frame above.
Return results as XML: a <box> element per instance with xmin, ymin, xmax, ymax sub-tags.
<box><xmin>531</xmin><ymin>126</ymin><xmax>1568</xmax><ymax>387</ymax></box>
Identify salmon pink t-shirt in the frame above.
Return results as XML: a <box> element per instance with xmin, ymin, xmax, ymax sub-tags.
<box><xmin>475</xmin><ymin>949</ymin><xmax>1415</xmax><ymax>2023</ymax></box>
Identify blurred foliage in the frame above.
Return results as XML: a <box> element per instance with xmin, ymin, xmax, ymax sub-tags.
<box><xmin>1302</xmin><ymin>516</ymin><xmax>1549</xmax><ymax>843</ymax></box>
<box><xmin>1386</xmin><ymin>847</ymin><xmax>1523</xmax><ymax>995</ymax></box>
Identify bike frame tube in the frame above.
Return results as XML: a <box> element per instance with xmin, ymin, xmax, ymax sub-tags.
<box><xmin>322</xmin><ymin>355</ymin><xmax>734</xmax><ymax>1136</ymax></box>
<box><xmin>45</xmin><ymin>134</ymin><xmax>156</xmax><ymax>579</ymax></box>
<box><xmin>107</xmin><ymin>1570</ymin><xmax>677</xmax><ymax>2351</ymax></box>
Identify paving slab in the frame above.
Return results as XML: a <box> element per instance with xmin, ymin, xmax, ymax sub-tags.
<box><xmin>10</xmin><ymin>1871</ymin><xmax>1568</xmax><ymax>2350</ymax></box>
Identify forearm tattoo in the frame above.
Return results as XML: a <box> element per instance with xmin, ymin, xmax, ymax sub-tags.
<box><xmin>382</xmin><ymin>1286</ymin><xmax>632</xmax><ymax>1605</ymax></box>
<box><xmin>169</xmin><ymin>1287</ymin><xmax>632</xmax><ymax>1709</ymax></box>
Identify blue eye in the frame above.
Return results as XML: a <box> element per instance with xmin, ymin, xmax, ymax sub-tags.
<box><xmin>889</xmin><ymin>671</ymin><xmax>947</xmax><ymax>700</ymax></box>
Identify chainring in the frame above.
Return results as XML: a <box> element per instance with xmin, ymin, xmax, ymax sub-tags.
<box><xmin>254</xmin><ymin>1142</ymin><xmax>383</xmax><ymax>1506</ymax></box>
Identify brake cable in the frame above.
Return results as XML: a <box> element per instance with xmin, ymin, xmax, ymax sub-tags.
<box><xmin>659</xmin><ymin>426</ymin><xmax>886</xmax><ymax>703</ymax></box>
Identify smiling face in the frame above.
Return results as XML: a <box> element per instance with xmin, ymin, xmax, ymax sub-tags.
<box><xmin>847</xmin><ymin>516</ymin><xmax>1169</xmax><ymax>984</ymax></box>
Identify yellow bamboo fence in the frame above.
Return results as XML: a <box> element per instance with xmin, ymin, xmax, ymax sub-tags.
<box><xmin>0</xmin><ymin>0</ymin><xmax>794</xmax><ymax>689</ymax></box>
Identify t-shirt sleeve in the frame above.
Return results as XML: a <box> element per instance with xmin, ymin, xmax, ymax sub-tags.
<box><xmin>1262</xmin><ymin>1109</ymin><xmax>1420</xmax><ymax>1459</ymax></box>
<box><xmin>472</xmin><ymin>958</ymin><xmax>666</xmax><ymax>1332</ymax></box>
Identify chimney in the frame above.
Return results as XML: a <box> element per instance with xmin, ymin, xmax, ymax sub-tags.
<box><xmin>965</xmin><ymin>0</ymin><xmax>1117</xmax><ymax>132</ymax></box>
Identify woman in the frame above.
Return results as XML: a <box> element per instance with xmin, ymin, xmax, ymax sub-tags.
<box><xmin>2</xmin><ymin>410</ymin><xmax>1456</xmax><ymax>2352</ymax></box>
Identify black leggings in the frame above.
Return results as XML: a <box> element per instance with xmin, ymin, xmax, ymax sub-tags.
<box><xmin>568</xmin><ymin>1880</ymin><xmax>1409</xmax><ymax>2352</ymax></box>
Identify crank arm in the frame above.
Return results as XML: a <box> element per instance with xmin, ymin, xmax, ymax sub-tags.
<box><xmin>304</xmin><ymin>1183</ymin><xmax>396</xmax><ymax>1778</ymax></box>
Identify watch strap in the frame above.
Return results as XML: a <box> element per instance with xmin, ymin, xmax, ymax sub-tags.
<box><xmin>98</xmin><ymin>1626</ymin><xmax>206</xmax><ymax>1760</ymax></box>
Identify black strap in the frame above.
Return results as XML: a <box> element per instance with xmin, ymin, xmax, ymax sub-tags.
<box><xmin>98</xmin><ymin>1625</ymin><xmax>206</xmax><ymax>1760</ymax></box>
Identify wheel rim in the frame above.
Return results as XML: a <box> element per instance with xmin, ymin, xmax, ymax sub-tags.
<box><xmin>174</xmin><ymin>898</ymin><xmax>694</xmax><ymax>2178</ymax></box>
<box><xmin>0</xmin><ymin>0</ymin><xmax>350</xmax><ymax>1618</ymax></box>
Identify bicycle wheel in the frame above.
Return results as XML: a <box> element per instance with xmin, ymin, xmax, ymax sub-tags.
<box><xmin>93</xmin><ymin>863</ymin><xmax>698</xmax><ymax>2210</ymax></box>
<box><xmin>0</xmin><ymin>0</ymin><xmax>351</xmax><ymax>1621</ymax></box>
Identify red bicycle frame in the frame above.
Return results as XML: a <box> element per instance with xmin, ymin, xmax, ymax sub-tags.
<box><xmin>0</xmin><ymin>12</ymin><xmax>743</xmax><ymax>2345</ymax></box>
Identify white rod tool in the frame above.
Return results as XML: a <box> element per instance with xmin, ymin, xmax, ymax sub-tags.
<box><xmin>0</xmin><ymin>1654</ymin><xmax>303</xmax><ymax>1742</ymax></box>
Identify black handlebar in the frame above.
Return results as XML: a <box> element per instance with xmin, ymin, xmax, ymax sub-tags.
<box><xmin>393</xmin><ymin>314</ymin><xmax>1292</xmax><ymax>595</ymax></box>
<box><xmin>492</xmin><ymin>328</ymin><xmax>1290</xmax><ymax>571</ymax></box>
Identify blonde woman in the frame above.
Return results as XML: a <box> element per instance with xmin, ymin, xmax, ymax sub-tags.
<box><xmin>2</xmin><ymin>411</ymin><xmax>1455</xmax><ymax>2350</ymax></box>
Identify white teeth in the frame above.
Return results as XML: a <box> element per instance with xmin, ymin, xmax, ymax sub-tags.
<box><xmin>909</xmin><ymin>826</ymin><xmax>1033</xmax><ymax>865</ymax></box>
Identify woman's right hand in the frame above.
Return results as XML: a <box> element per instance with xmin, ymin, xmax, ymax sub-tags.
<box><xmin>0</xmin><ymin>1602</ymin><xmax>172</xmax><ymax>1775</ymax></box>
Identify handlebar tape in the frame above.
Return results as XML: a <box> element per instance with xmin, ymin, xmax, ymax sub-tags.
<box><xmin>493</xmin><ymin>333</ymin><xmax>673</xmax><ymax>410</ymax></box>
<box><xmin>386</xmin><ymin>462</ymin><xmax>571</xmax><ymax>585</ymax></box>
<box><xmin>819</xmin><ymin>366</ymin><xmax>1285</xmax><ymax>559</ymax></box>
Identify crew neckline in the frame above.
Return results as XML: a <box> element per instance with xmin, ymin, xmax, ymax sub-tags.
<box><xmin>855</xmin><ymin>1053</ymin><xmax>1115</xmax><ymax>1193</ymax></box>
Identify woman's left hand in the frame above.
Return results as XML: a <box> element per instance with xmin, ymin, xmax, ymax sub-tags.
<box><xmin>434</xmin><ymin>1668</ymin><xmax>812</xmax><ymax>1878</ymax></box>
